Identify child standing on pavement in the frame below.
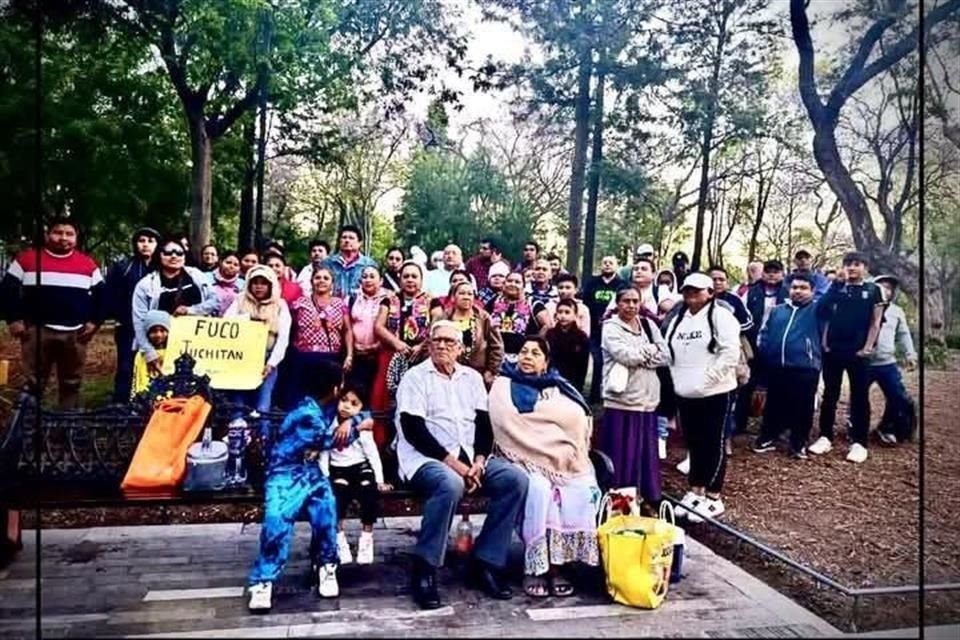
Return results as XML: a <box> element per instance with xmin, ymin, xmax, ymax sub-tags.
<box><xmin>319</xmin><ymin>383</ymin><xmax>391</xmax><ymax>565</ymax></box>
<box><xmin>247</xmin><ymin>362</ymin><xmax>372</xmax><ymax>613</ymax></box>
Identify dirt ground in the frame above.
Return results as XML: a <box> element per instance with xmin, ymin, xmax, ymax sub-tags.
<box><xmin>1</xmin><ymin>327</ymin><xmax>958</xmax><ymax>632</ymax></box>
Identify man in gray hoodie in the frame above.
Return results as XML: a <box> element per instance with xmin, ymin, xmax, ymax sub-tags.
<box><xmin>869</xmin><ymin>275</ymin><xmax>917</xmax><ymax>444</ymax></box>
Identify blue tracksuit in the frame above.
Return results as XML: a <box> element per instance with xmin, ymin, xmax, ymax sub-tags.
<box><xmin>247</xmin><ymin>398</ymin><xmax>368</xmax><ymax>585</ymax></box>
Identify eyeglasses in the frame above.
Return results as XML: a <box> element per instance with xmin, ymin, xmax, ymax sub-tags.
<box><xmin>161</xmin><ymin>249</ymin><xmax>185</xmax><ymax>257</ymax></box>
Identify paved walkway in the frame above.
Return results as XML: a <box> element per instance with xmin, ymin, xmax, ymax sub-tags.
<box><xmin>0</xmin><ymin>517</ymin><xmax>839</xmax><ymax>638</ymax></box>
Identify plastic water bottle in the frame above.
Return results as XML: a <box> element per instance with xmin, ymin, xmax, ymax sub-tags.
<box><xmin>226</xmin><ymin>417</ymin><xmax>248</xmax><ymax>486</ymax></box>
<box><xmin>670</xmin><ymin>527</ymin><xmax>686</xmax><ymax>584</ymax></box>
<box><xmin>454</xmin><ymin>515</ymin><xmax>474</xmax><ymax>555</ymax></box>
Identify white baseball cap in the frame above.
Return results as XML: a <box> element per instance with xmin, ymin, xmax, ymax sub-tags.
<box><xmin>635</xmin><ymin>243</ymin><xmax>655</xmax><ymax>257</ymax></box>
<box><xmin>680</xmin><ymin>272</ymin><xmax>714</xmax><ymax>291</ymax></box>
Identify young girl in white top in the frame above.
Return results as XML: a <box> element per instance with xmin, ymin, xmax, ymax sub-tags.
<box><xmin>319</xmin><ymin>383</ymin><xmax>391</xmax><ymax>564</ymax></box>
<box><xmin>663</xmin><ymin>273</ymin><xmax>740</xmax><ymax>522</ymax></box>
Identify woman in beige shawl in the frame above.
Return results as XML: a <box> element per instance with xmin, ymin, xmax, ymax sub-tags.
<box><xmin>489</xmin><ymin>336</ymin><xmax>600</xmax><ymax>598</ymax></box>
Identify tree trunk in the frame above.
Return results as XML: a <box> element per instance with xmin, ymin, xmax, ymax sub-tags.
<box><xmin>810</xmin><ymin>123</ymin><xmax>921</xmax><ymax>307</ymax></box>
<box><xmin>582</xmin><ymin>63</ymin><xmax>605</xmax><ymax>282</ymax></box>
<box><xmin>566</xmin><ymin>48</ymin><xmax>592</xmax><ymax>273</ymax></box>
<box><xmin>237</xmin><ymin>117</ymin><xmax>256</xmax><ymax>250</ymax></box>
<box><xmin>188</xmin><ymin>114</ymin><xmax>213</xmax><ymax>253</ymax></box>
<box><xmin>254</xmin><ymin>91</ymin><xmax>268</xmax><ymax>250</ymax></box>
<box><xmin>925</xmin><ymin>266</ymin><xmax>946</xmax><ymax>345</ymax></box>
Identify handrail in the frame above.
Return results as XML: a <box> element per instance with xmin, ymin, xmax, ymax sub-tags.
<box><xmin>662</xmin><ymin>492</ymin><xmax>959</xmax><ymax>598</ymax></box>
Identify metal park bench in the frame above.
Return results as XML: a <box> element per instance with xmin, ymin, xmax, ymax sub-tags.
<box><xmin>0</xmin><ymin>354</ymin><xmax>614</xmax><ymax>563</ymax></box>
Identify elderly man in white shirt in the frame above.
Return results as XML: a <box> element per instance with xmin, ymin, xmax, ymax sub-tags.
<box><xmin>424</xmin><ymin>244</ymin><xmax>475</xmax><ymax>296</ymax></box>
<box><xmin>395</xmin><ymin>320</ymin><xmax>528</xmax><ymax>610</ymax></box>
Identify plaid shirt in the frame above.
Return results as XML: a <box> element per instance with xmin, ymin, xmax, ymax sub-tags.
<box><xmin>292</xmin><ymin>295</ymin><xmax>347</xmax><ymax>353</ymax></box>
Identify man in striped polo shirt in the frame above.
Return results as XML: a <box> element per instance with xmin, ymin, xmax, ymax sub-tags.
<box><xmin>1</xmin><ymin>217</ymin><xmax>106</xmax><ymax>408</ymax></box>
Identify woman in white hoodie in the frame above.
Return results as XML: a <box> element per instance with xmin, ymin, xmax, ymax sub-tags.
<box><xmin>663</xmin><ymin>273</ymin><xmax>741</xmax><ymax>521</ymax></box>
<box><xmin>223</xmin><ymin>265</ymin><xmax>291</xmax><ymax>425</ymax></box>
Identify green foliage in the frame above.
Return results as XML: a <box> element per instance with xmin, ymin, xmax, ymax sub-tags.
<box><xmin>924</xmin><ymin>340</ymin><xmax>948</xmax><ymax>369</ymax></box>
<box><xmin>398</xmin><ymin>148</ymin><xmax>540</xmax><ymax>259</ymax></box>
<box><xmin>946</xmin><ymin>334</ymin><xmax>960</xmax><ymax>351</ymax></box>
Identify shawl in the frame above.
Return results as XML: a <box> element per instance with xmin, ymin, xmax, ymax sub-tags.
<box><xmin>489</xmin><ymin>365</ymin><xmax>593</xmax><ymax>483</ymax></box>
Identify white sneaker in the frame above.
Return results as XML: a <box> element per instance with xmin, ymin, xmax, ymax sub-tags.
<box><xmin>694</xmin><ymin>497</ymin><xmax>725</xmax><ymax>520</ymax></box>
<box><xmin>846</xmin><ymin>443</ymin><xmax>868</xmax><ymax>464</ymax></box>
<box><xmin>676</xmin><ymin>454</ymin><xmax>690</xmax><ymax>475</ymax></box>
<box><xmin>317</xmin><ymin>563</ymin><xmax>340</xmax><ymax>598</ymax></box>
<box><xmin>336</xmin><ymin>531</ymin><xmax>353</xmax><ymax>565</ymax></box>
<box><xmin>677</xmin><ymin>491</ymin><xmax>704</xmax><ymax>523</ymax></box>
<box><xmin>247</xmin><ymin>582</ymin><xmax>272</xmax><ymax>612</ymax></box>
<box><xmin>878</xmin><ymin>432</ymin><xmax>898</xmax><ymax>446</ymax></box>
<box><xmin>356</xmin><ymin>531</ymin><xmax>374</xmax><ymax>565</ymax></box>
<box><xmin>658</xmin><ymin>438</ymin><xmax>667</xmax><ymax>460</ymax></box>
<box><xmin>808</xmin><ymin>436</ymin><xmax>833</xmax><ymax>455</ymax></box>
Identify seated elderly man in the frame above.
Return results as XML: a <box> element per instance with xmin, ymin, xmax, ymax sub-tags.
<box><xmin>395</xmin><ymin>320</ymin><xmax>529</xmax><ymax>610</ymax></box>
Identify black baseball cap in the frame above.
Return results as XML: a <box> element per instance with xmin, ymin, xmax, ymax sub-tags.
<box><xmin>763</xmin><ymin>260</ymin><xmax>784</xmax><ymax>272</ymax></box>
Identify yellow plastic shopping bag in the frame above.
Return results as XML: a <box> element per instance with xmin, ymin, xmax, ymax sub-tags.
<box><xmin>597</xmin><ymin>514</ymin><xmax>675</xmax><ymax>609</ymax></box>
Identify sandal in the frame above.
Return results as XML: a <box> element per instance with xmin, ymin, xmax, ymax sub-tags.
<box><xmin>523</xmin><ymin>575</ymin><xmax>550</xmax><ymax>598</ymax></box>
<box><xmin>549</xmin><ymin>574</ymin><xmax>575</xmax><ymax>598</ymax></box>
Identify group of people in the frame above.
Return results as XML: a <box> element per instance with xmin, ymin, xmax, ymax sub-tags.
<box><xmin>0</xmin><ymin>217</ymin><xmax>917</xmax><ymax>612</ymax></box>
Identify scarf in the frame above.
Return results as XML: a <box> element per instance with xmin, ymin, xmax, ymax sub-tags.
<box><xmin>237</xmin><ymin>265</ymin><xmax>282</xmax><ymax>350</ymax></box>
<box><xmin>500</xmin><ymin>361</ymin><xmax>591</xmax><ymax>416</ymax></box>
<box><xmin>489</xmin><ymin>369</ymin><xmax>592</xmax><ymax>483</ymax></box>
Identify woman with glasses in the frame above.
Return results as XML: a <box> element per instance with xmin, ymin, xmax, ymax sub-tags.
<box><xmin>440</xmin><ymin>281</ymin><xmax>503</xmax><ymax>388</ymax></box>
<box><xmin>199</xmin><ymin>244</ymin><xmax>219</xmax><ymax>272</ymax></box>
<box><xmin>131</xmin><ymin>237</ymin><xmax>219</xmax><ymax>376</ymax></box>
<box><xmin>371</xmin><ymin>261</ymin><xmax>433</xmax><ymax>449</ymax></box>
<box><xmin>285</xmin><ymin>266</ymin><xmax>354</xmax><ymax>409</ymax></box>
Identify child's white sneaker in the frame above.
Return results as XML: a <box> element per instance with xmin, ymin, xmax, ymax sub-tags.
<box><xmin>676</xmin><ymin>454</ymin><xmax>690</xmax><ymax>475</ymax></box>
<box><xmin>317</xmin><ymin>563</ymin><xmax>340</xmax><ymax>598</ymax></box>
<box><xmin>247</xmin><ymin>581</ymin><xmax>272</xmax><ymax>612</ymax></box>
<box><xmin>336</xmin><ymin>531</ymin><xmax>353</xmax><ymax>565</ymax></box>
<box><xmin>356</xmin><ymin>531</ymin><xmax>374</xmax><ymax>565</ymax></box>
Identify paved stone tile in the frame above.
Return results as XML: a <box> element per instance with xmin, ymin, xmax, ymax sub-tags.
<box><xmin>143</xmin><ymin>587</ymin><xmax>245</xmax><ymax>602</ymax></box>
<box><xmin>2</xmin><ymin>521</ymin><xmax>841</xmax><ymax>638</ymax></box>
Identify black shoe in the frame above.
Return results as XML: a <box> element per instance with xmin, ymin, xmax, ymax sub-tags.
<box><xmin>751</xmin><ymin>438</ymin><xmax>776</xmax><ymax>454</ymax></box>
<box><xmin>411</xmin><ymin>558</ymin><xmax>442</xmax><ymax>610</ymax></box>
<box><xmin>467</xmin><ymin>559</ymin><xmax>513</xmax><ymax>600</ymax></box>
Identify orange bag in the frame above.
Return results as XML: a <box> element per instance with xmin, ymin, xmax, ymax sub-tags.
<box><xmin>121</xmin><ymin>395</ymin><xmax>212</xmax><ymax>491</ymax></box>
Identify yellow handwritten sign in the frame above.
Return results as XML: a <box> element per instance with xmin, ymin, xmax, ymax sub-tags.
<box><xmin>162</xmin><ymin>316</ymin><xmax>268</xmax><ymax>390</ymax></box>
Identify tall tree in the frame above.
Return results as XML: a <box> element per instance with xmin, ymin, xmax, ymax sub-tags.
<box><xmin>789</xmin><ymin>0</ymin><xmax>960</xmax><ymax>340</ymax></box>
<box><xmin>666</xmin><ymin>0</ymin><xmax>778</xmax><ymax>271</ymax></box>
<box><xmin>480</xmin><ymin>0</ymin><xmax>665</xmax><ymax>272</ymax></box>
<box><xmin>95</xmin><ymin>0</ymin><xmax>463</xmax><ymax>251</ymax></box>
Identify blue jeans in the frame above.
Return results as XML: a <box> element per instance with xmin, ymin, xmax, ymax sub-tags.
<box><xmin>231</xmin><ymin>367</ymin><xmax>278</xmax><ymax>438</ymax></box>
<box><xmin>868</xmin><ymin>364</ymin><xmax>914</xmax><ymax>441</ymax></box>
<box><xmin>408</xmin><ymin>456</ymin><xmax>528</xmax><ymax>568</ymax></box>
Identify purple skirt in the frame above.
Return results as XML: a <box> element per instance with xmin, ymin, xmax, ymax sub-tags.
<box><xmin>599</xmin><ymin>408</ymin><xmax>661</xmax><ymax>503</ymax></box>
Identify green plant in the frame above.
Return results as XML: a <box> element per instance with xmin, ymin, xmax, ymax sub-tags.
<box><xmin>924</xmin><ymin>340</ymin><xmax>948</xmax><ymax>369</ymax></box>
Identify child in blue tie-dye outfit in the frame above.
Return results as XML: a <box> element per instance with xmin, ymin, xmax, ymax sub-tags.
<box><xmin>247</xmin><ymin>365</ymin><xmax>372</xmax><ymax>613</ymax></box>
